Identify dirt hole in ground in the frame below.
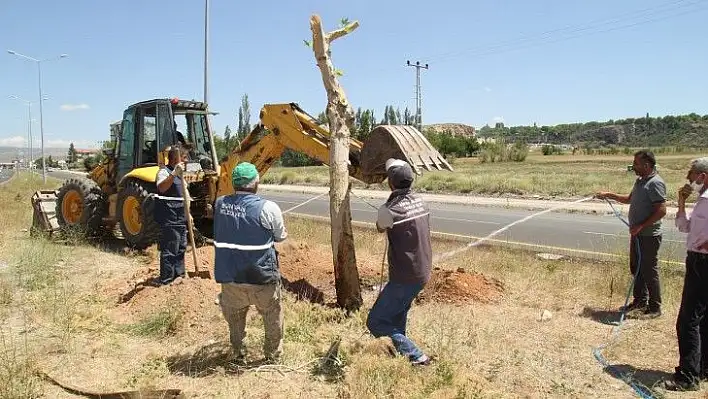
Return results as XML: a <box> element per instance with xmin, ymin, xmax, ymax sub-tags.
<box><xmin>108</xmin><ymin>241</ymin><xmax>504</xmax><ymax>332</ymax></box>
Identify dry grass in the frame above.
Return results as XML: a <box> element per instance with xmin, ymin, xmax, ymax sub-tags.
<box><xmin>264</xmin><ymin>152</ymin><xmax>703</xmax><ymax>202</ymax></box>
<box><xmin>0</xmin><ymin>173</ymin><xmax>698</xmax><ymax>398</ymax></box>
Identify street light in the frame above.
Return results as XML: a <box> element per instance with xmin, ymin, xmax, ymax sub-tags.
<box><xmin>7</xmin><ymin>49</ymin><xmax>68</xmax><ymax>183</ymax></box>
<box><xmin>9</xmin><ymin>95</ymin><xmax>32</xmax><ymax>169</ymax></box>
<box><xmin>203</xmin><ymin>0</ymin><xmax>209</xmax><ymax>104</ymax></box>
<box><xmin>9</xmin><ymin>95</ymin><xmax>43</xmax><ymax>170</ymax></box>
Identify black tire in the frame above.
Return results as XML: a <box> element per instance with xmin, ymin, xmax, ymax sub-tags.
<box><xmin>118</xmin><ymin>179</ymin><xmax>160</xmax><ymax>250</ymax></box>
<box><xmin>192</xmin><ymin>218</ymin><xmax>213</xmax><ymax>248</ymax></box>
<box><xmin>55</xmin><ymin>177</ymin><xmax>107</xmax><ymax>237</ymax></box>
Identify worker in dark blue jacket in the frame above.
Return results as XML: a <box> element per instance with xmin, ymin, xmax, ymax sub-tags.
<box><xmin>154</xmin><ymin>146</ymin><xmax>189</xmax><ymax>285</ymax></box>
<box><xmin>213</xmin><ymin>162</ymin><xmax>288</xmax><ymax>362</ymax></box>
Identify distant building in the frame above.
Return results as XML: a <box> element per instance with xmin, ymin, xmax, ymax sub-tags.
<box><xmin>74</xmin><ymin>149</ymin><xmax>96</xmax><ymax>160</ymax></box>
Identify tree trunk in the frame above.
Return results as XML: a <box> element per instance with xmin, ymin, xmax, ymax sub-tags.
<box><xmin>310</xmin><ymin>15</ymin><xmax>363</xmax><ymax>311</ymax></box>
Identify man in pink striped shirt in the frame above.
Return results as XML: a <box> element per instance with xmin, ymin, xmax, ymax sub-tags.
<box><xmin>662</xmin><ymin>156</ymin><xmax>708</xmax><ymax>391</ymax></box>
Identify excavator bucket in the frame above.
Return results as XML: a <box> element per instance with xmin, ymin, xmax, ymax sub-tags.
<box><xmin>360</xmin><ymin>125</ymin><xmax>453</xmax><ymax>182</ymax></box>
<box><xmin>30</xmin><ymin>190</ymin><xmax>60</xmax><ymax>237</ymax></box>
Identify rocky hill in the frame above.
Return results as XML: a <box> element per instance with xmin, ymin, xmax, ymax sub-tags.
<box><xmin>424</xmin><ymin>123</ymin><xmax>476</xmax><ymax>137</ymax></box>
<box><xmin>0</xmin><ymin>147</ymin><xmax>70</xmax><ymax>163</ymax></box>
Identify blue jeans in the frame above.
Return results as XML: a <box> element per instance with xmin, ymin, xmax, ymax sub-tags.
<box><xmin>159</xmin><ymin>225</ymin><xmax>186</xmax><ymax>284</ymax></box>
<box><xmin>366</xmin><ymin>281</ymin><xmax>425</xmax><ymax>361</ymax></box>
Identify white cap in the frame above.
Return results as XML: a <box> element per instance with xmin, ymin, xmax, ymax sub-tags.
<box><xmin>385</xmin><ymin>158</ymin><xmax>407</xmax><ymax>171</ymax></box>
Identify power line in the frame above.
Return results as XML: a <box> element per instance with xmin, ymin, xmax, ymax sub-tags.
<box><xmin>406</xmin><ymin>60</ymin><xmax>429</xmax><ymax>131</ymax></box>
<box><xmin>359</xmin><ymin>0</ymin><xmax>706</xmax><ymax>80</ymax></box>
<box><xmin>421</xmin><ymin>0</ymin><xmax>707</xmax><ymax>64</ymax></box>
<box><xmin>454</xmin><ymin>4</ymin><xmax>708</xmax><ymax>62</ymax></box>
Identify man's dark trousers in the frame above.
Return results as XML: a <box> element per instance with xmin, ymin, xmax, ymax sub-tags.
<box><xmin>366</xmin><ymin>281</ymin><xmax>425</xmax><ymax>361</ymax></box>
<box><xmin>159</xmin><ymin>225</ymin><xmax>186</xmax><ymax>284</ymax></box>
<box><xmin>675</xmin><ymin>251</ymin><xmax>708</xmax><ymax>384</ymax></box>
<box><xmin>629</xmin><ymin>235</ymin><xmax>662</xmax><ymax>309</ymax></box>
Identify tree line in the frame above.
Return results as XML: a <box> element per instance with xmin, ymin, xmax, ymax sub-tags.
<box><xmin>213</xmin><ymin>95</ymin><xmax>481</xmax><ymax>167</ymax></box>
<box><xmin>477</xmin><ymin>113</ymin><xmax>708</xmax><ymax>149</ymax></box>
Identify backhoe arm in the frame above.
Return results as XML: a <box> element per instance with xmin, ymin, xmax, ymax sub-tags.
<box><xmin>216</xmin><ymin>103</ymin><xmax>380</xmax><ymax>197</ymax></box>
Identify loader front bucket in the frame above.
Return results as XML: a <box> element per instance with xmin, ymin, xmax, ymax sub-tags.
<box><xmin>360</xmin><ymin>125</ymin><xmax>453</xmax><ymax>183</ymax></box>
<box><xmin>30</xmin><ymin>190</ymin><xmax>60</xmax><ymax>237</ymax></box>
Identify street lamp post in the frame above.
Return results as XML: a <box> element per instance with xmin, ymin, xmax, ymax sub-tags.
<box><xmin>7</xmin><ymin>50</ymin><xmax>67</xmax><ymax>183</ymax></box>
<box><xmin>203</xmin><ymin>0</ymin><xmax>209</xmax><ymax>104</ymax></box>
<box><xmin>9</xmin><ymin>95</ymin><xmax>37</xmax><ymax>169</ymax></box>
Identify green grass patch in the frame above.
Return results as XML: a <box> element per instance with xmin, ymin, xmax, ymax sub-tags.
<box><xmin>123</xmin><ymin>309</ymin><xmax>183</xmax><ymax>338</ymax></box>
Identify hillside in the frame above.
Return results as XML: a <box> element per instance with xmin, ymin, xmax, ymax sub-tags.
<box><xmin>0</xmin><ymin>146</ymin><xmax>71</xmax><ymax>163</ymax></box>
<box><xmin>477</xmin><ymin>113</ymin><xmax>708</xmax><ymax>147</ymax></box>
<box><xmin>424</xmin><ymin>123</ymin><xmax>476</xmax><ymax>137</ymax></box>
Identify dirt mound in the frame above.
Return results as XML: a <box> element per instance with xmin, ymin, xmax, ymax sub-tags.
<box><xmin>107</xmin><ymin>242</ymin><xmax>502</xmax><ymax>334</ymax></box>
<box><xmin>418</xmin><ymin>267</ymin><xmax>504</xmax><ymax>304</ymax></box>
<box><xmin>105</xmin><ymin>246</ymin><xmax>221</xmax><ymax>335</ymax></box>
<box><xmin>110</xmin><ymin>240</ymin><xmax>382</xmax><ymax>310</ymax></box>
<box><xmin>272</xmin><ymin>241</ymin><xmax>382</xmax><ymax>303</ymax></box>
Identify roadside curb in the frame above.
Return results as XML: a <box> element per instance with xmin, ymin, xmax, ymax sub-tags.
<box><xmin>51</xmin><ymin>169</ymin><xmax>87</xmax><ymax>176</ymax></box>
<box><xmin>260</xmin><ymin>184</ymin><xmax>685</xmax><ymax>217</ymax></box>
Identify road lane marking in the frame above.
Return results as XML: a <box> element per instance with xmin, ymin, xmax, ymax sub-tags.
<box><xmin>433</xmin><ymin>216</ymin><xmax>500</xmax><ymax>225</ymax></box>
<box><xmin>287</xmin><ymin>212</ymin><xmax>684</xmax><ymax>266</ymax></box>
<box><xmin>583</xmin><ymin>231</ymin><xmax>685</xmax><ymax>244</ymax></box>
<box><xmin>270</xmin><ymin>198</ymin><xmax>502</xmax><ymax>225</ymax></box>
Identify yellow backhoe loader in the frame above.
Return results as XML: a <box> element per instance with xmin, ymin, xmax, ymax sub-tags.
<box><xmin>31</xmin><ymin>98</ymin><xmax>452</xmax><ymax>249</ymax></box>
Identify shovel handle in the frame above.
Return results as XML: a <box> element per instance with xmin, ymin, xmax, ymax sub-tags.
<box><xmin>181</xmin><ymin>180</ymin><xmax>199</xmax><ymax>270</ymax></box>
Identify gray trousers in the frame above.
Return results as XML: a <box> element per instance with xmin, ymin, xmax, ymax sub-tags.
<box><xmin>219</xmin><ymin>282</ymin><xmax>283</xmax><ymax>360</ymax></box>
<box><xmin>629</xmin><ymin>235</ymin><xmax>662</xmax><ymax>309</ymax></box>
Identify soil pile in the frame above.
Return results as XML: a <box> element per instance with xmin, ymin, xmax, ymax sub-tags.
<box><xmin>419</xmin><ymin>267</ymin><xmax>504</xmax><ymax>304</ymax></box>
<box><xmin>108</xmin><ymin>242</ymin><xmax>504</xmax><ymax>331</ymax></box>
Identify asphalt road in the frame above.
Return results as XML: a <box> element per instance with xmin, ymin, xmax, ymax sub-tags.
<box><xmin>0</xmin><ymin>169</ymin><xmax>15</xmax><ymax>184</ymax></box>
<box><xmin>46</xmin><ymin>170</ymin><xmax>688</xmax><ymax>263</ymax></box>
<box><xmin>258</xmin><ymin>190</ymin><xmax>689</xmax><ymax>264</ymax></box>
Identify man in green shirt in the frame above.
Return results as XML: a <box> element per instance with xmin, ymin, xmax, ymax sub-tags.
<box><xmin>597</xmin><ymin>150</ymin><xmax>667</xmax><ymax>318</ymax></box>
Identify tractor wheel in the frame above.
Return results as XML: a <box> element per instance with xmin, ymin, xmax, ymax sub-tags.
<box><xmin>118</xmin><ymin>179</ymin><xmax>160</xmax><ymax>250</ymax></box>
<box><xmin>55</xmin><ymin>177</ymin><xmax>107</xmax><ymax>237</ymax></box>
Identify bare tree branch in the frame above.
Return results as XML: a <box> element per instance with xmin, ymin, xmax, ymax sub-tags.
<box><xmin>325</xmin><ymin>21</ymin><xmax>360</xmax><ymax>44</ymax></box>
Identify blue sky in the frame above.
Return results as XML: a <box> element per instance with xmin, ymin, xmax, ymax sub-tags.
<box><xmin>1</xmin><ymin>0</ymin><xmax>707</xmax><ymax>150</ymax></box>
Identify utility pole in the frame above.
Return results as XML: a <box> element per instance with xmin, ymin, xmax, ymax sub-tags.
<box><xmin>203</xmin><ymin>0</ymin><xmax>210</xmax><ymax>104</ymax></box>
<box><xmin>406</xmin><ymin>60</ymin><xmax>428</xmax><ymax>131</ymax></box>
<box><xmin>10</xmin><ymin>96</ymin><xmax>34</xmax><ymax>170</ymax></box>
<box><xmin>27</xmin><ymin>102</ymin><xmax>32</xmax><ymax>169</ymax></box>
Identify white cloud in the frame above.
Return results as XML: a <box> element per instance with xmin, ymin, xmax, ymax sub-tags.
<box><xmin>60</xmin><ymin>103</ymin><xmax>90</xmax><ymax>111</ymax></box>
<box><xmin>47</xmin><ymin>139</ymin><xmax>96</xmax><ymax>149</ymax></box>
<box><xmin>0</xmin><ymin>136</ymin><xmax>26</xmax><ymax>147</ymax></box>
<box><xmin>492</xmin><ymin>116</ymin><xmax>504</xmax><ymax>123</ymax></box>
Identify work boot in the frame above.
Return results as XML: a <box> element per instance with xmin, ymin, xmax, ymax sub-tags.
<box><xmin>620</xmin><ymin>300</ymin><xmax>647</xmax><ymax>313</ymax></box>
<box><xmin>227</xmin><ymin>348</ymin><xmax>246</xmax><ymax>365</ymax></box>
<box><xmin>659</xmin><ymin>378</ymin><xmax>699</xmax><ymax>391</ymax></box>
<box><xmin>411</xmin><ymin>354</ymin><xmax>431</xmax><ymax>366</ymax></box>
<box><xmin>642</xmin><ymin>306</ymin><xmax>662</xmax><ymax>319</ymax></box>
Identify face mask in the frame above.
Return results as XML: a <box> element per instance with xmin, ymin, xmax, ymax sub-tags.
<box><xmin>690</xmin><ymin>177</ymin><xmax>704</xmax><ymax>192</ymax></box>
